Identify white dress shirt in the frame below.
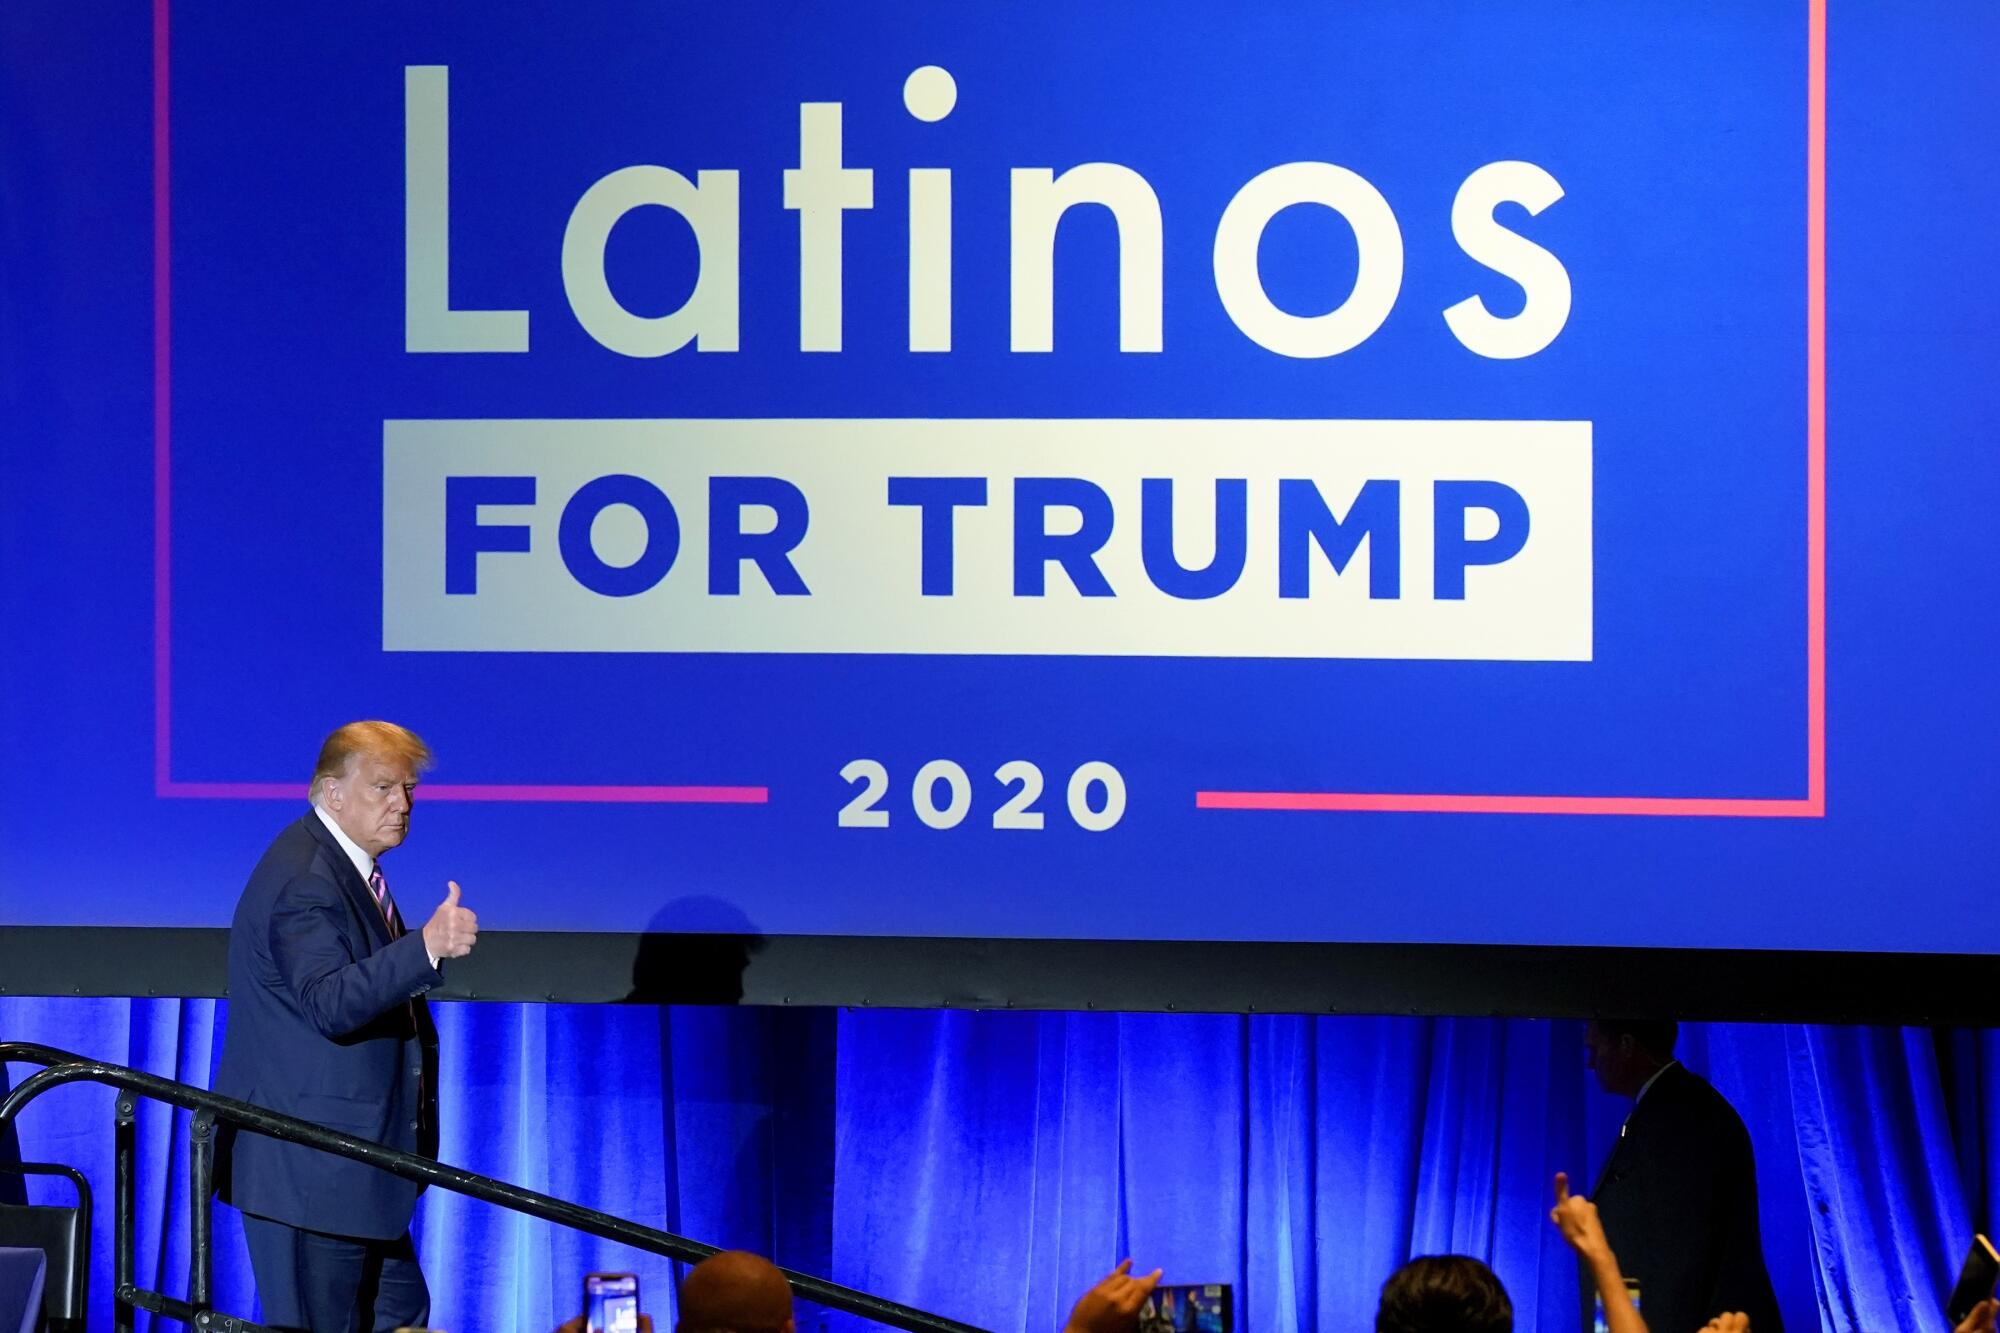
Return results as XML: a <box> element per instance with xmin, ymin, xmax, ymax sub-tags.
<box><xmin>1617</xmin><ymin>1059</ymin><xmax>1681</xmax><ymax>1138</ymax></box>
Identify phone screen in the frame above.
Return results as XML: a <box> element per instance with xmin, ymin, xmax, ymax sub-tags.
<box><xmin>1591</xmin><ymin>1279</ymin><xmax>1640</xmax><ymax>1333</ymax></box>
<box><xmin>586</xmin><ymin>1272</ymin><xmax>640</xmax><ymax>1333</ymax></box>
<box><xmin>1946</xmin><ymin>1235</ymin><xmax>2000</xmax><ymax>1325</ymax></box>
<box><xmin>1139</xmin><ymin>1284</ymin><xmax>1232</xmax><ymax>1333</ymax></box>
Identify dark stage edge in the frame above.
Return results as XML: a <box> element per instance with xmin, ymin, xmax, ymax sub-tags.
<box><xmin>2</xmin><ymin>928</ymin><xmax>1997</xmax><ymax>1023</ymax></box>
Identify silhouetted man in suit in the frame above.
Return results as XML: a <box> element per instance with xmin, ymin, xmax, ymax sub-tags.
<box><xmin>1583</xmin><ymin>1020</ymin><xmax>1782</xmax><ymax>1333</ymax></box>
<box><xmin>215</xmin><ymin>721</ymin><xmax>478</xmax><ymax>1331</ymax></box>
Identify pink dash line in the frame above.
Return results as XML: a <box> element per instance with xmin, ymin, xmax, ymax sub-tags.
<box><xmin>1804</xmin><ymin>0</ymin><xmax>1827</xmax><ymax>814</ymax></box>
<box><xmin>1195</xmin><ymin>792</ymin><xmax>1821</xmax><ymax>818</ymax></box>
<box><xmin>159</xmin><ymin>782</ymin><xmax>768</xmax><ymax>805</ymax></box>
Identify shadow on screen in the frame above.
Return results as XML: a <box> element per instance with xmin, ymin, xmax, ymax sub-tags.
<box><xmin>624</xmin><ymin>897</ymin><xmax>766</xmax><ymax>1005</ymax></box>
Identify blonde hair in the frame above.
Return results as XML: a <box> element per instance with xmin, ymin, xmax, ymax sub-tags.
<box><xmin>308</xmin><ymin>721</ymin><xmax>433</xmax><ymax>801</ymax></box>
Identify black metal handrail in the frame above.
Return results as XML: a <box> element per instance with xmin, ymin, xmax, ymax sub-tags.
<box><xmin>0</xmin><ymin>1041</ymin><xmax>988</xmax><ymax>1333</ymax></box>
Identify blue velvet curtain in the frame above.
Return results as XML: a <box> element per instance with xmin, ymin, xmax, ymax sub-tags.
<box><xmin>3</xmin><ymin>998</ymin><xmax>1995</xmax><ymax>1333</ymax></box>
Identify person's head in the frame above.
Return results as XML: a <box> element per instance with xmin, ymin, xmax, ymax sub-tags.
<box><xmin>309</xmin><ymin>721</ymin><xmax>432</xmax><ymax>858</ymax></box>
<box><xmin>1375</xmin><ymin>1256</ymin><xmax>1512</xmax><ymax>1333</ymax></box>
<box><xmin>1582</xmin><ymin>1019</ymin><xmax>1679</xmax><ymax>1098</ymax></box>
<box><xmin>677</xmin><ymin>1251</ymin><xmax>794</xmax><ymax>1333</ymax></box>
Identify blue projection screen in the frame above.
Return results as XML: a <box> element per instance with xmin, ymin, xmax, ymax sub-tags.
<box><xmin>2</xmin><ymin>2</ymin><xmax>1996</xmax><ymax>970</ymax></box>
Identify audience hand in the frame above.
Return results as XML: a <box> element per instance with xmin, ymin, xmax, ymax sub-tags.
<box><xmin>423</xmin><ymin>880</ymin><xmax>479</xmax><ymax>960</ymax></box>
<box><xmin>1548</xmin><ymin>1172</ymin><xmax>1614</xmax><ymax>1265</ymax></box>
<box><xmin>1062</xmin><ymin>1259</ymin><xmax>1164</xmax><ymax>1333</ymax></box>
<box><xmin>1697</xmin><ymin>1315</ymin><xmax>1749</xmax><ymax>1333</ymax></box>
<box><xmin>1957</xmin><ymin>1299</ymin><xmax>1999</xmax><ymax>1333</ymax></box>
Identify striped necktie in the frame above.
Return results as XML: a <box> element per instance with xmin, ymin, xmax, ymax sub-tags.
<box><xmin>368</xmin><ymin>865</ymin><xmax>404</xmax><ymax>940</ymax></box>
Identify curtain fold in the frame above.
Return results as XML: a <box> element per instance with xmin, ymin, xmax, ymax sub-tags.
<box><xmin>1786</xmin><ymin>1025</ymin><xmax>1971</xmax><ymax>1333</ymax></box>
<box><xmin>2</xmin><ymin>996</ymin><xmax>1994</xmax><ymax>1333</ymax></box>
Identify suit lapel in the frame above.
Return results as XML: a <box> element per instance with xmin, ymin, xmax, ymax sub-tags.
<box><xmin>1591</xmin><ymin>1131</ymin><xmax>1626</xmax><ymax>1197</ymax></box>
<box><xmin>301</xmin><ymin>810</ymin><xmax>393</xmax><ymax>950</ymax></box>
<box><xmin>1592</xmin><ymin>1066</ymin><xmax>1681</xmax><ymax>1197</ymax></box>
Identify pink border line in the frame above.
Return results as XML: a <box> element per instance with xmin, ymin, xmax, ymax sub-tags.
<box><xmin>1199</xmin><ymin>0</ymin><xmax>1828</xmax><ymax>819</ymax></box>
<box><xmin>152</xmin><ymin>1</ymin><xmax>1821</xmax><ymax>817</ymax></box>
<box><xmin>148</xmin><ymin>0</ymin><xmax>766</xmax><ymax>806</ymax></box>
<box><xmin>152</xmin><ymin>0</ymin><xmax>172</xmax><ymax>796</ymax></box>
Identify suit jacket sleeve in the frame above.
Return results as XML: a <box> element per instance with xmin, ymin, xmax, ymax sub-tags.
<box><xmin>268</xmin><ymin>871</ymin><xmax>440</xmax><ymax>1039</ymax></box>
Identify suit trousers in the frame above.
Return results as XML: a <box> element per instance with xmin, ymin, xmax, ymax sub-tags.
<box><xmin>239</xmin><ymin>1211</ymin><xmax>431</xmax><ymax>1333</ymax></box>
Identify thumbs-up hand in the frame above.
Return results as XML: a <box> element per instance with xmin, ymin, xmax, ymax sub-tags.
<box><xmin>422</xmin><ymin>880</ymin><xmax>479</xmax><ymax>960</ymax></box>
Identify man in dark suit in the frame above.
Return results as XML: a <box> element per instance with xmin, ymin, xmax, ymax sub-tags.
<box><xmin>215</xmin><ymin>721</ymin><xmax>478</xmax><ymax>1332</ymax></box>
<box><xmin>1582</xmin><ymin>1020</ymin><xmax>1782</xmax><ymax>1333</ymax></box>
